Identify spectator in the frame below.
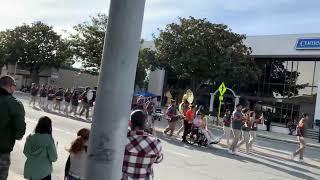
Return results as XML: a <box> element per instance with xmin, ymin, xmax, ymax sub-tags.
<box><xmin>287</xmin><ymin>119</ymin><xmax>296</xmax><ymax>135</ymax></box>
<box><xmin>136</xmin><ymin>95</ymin><xmax>145</xmax><ymax>108</ymax></box>
<box><xmin>122</xmin><ymin>110</ymin><xmax>163</xmax><ymax>180</ymax></box>
<box><xmin>29</xmin><ymin>83</ymin><xmax>39</xmax><ymax>107</ymax></box>
<box><xmin>39</xmin><ymin>85</ymin><xmax>47</xmax><ymax>108</ymax></box>
<box><xmin>23</xmin><ymin>116</ymin><xmax>57</xmax><ymax>180</ymax></box>
<box><xmin>264</xmin><ymin>109</ymin><xmax>272</xmax><ymax>132</ymax></box>
<box><xmin>65</xmin><ymin>128</ymin><xmax>90</xmax><ymax>180</ymax></box>
<box><xmin>0</xmin><ymin>75</ymin><xmax>26</xmax><ymax>180</ymax></box>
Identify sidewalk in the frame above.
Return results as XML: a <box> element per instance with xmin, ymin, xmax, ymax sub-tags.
<box><xmin>209</xmin><ymin>124</ymin><xmax>320</xmax><ymax>149</ymax></box>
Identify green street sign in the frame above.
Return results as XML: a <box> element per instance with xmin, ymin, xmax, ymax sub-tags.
<box><xmin>218</xmin><ymin>82</ymin><xmax>227</xmax><ymax>96</ymax></box>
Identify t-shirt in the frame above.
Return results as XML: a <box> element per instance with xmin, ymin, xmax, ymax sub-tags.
<box><xmin>193</xmin><ymin>116</ymin><xmax>203</xmax><ymax>128</ymax></box>
<box><xmin>47</xmin><ymin>90</ymin><xmax>55</xmax><ymax>100</ymax></box>
<box><xmin>71</xmin><ymin>94</ymin><xmax>79</xmax><ymax>106</ymax></box>
<box><xmin>185</xmin><ymin>109</ymin><xmax>195</xmax><ymax>123</ymax></box>
<box><xmin>39</xmin><ymin>88</ymin><xmax>47</xmax><ymax>97</ymax></box>
<box><xmin>223</xmin><ymin>114</ymin><xmax>231</xmax><ymax>127</ymax></box>
<box><xmin>64</xmin><ymin>92</ymin><xmax>71</xmax><ymax>103</ymax></box>
<box><xmin>296</xmin><ymin>121</ymin><xmax>305</xmax><ymax>137</ymax></box>
<box><xmin>166</xmin><ymin>106</ymin><xmax>178</xmax><ymax>122</ymax></box>
<box><xmin>30</xmin><ymin>87</ymin><xmax>39</xmax><ymax>96</ymax></box>
<box><xmin>55</xmin><ymin>91</ymin><xmax>64</xmax><ymax>101</ymax></box>
<box><xmin>232</xmin><ymin>110</ymin><xmax>243</xmax><ymax>130</ymax></box>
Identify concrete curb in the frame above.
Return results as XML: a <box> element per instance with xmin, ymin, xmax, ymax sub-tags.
<box><xmin>209</xmin><ymin>124</ymin><xmax>320</xmax><ymax>149</ymax></box>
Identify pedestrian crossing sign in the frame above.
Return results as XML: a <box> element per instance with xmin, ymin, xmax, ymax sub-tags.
<box><xmin>218</xmin><ymin>82</ymin><xmax>227</xmax><ymax>96</ymax></box>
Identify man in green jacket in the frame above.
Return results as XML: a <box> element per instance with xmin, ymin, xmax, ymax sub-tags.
<box><xmin>0</xmin><ymin>75</ymin><xmax>26</xmax><ymax>180</ymax></box>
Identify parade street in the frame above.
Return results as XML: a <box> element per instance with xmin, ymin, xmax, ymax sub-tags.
<box><xmin>9</xmin><ymin>95</ymin><xmax>320</xmax><ymax>180</ymax></box>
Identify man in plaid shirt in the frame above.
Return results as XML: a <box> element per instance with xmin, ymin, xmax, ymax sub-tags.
<box><xmin>122</xmin><ymin>110</ymin><xmax>163</xmax><ymax>180</ymax></box>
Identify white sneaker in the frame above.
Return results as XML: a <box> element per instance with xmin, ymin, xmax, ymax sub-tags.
<box><xmin>299</xmin><ymin>159</ymin><xmax>304</xmax><ymax>163</ymax></box>
<box><xmin>228</xmin><ymin>150</ymin><xmax>235</xmax><ymax>155</ymax></box>
<box><xmin>290</xmin><ymin>154</ymin><xmax>294</xmax><ymax>160</ymax></box>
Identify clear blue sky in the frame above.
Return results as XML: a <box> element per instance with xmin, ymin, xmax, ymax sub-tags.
<box><xmin>1</xmin><ymin>0</ymin><xmax>320</xmax><ymax>40</ymax></box>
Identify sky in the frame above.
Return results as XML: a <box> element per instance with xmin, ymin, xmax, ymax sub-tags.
<box><xmin>1</xmin><ymin>0</ymin><xmax>320</xmax><ymax>40</ymax></box>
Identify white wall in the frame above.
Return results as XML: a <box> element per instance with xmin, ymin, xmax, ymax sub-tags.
<box><xmin>148</xmin><ymin>69</ymin><xmax>165</xmax><ymax>96</ymax></box>
<box><xmin>244</xmin><ymin>33</ymin><xmax>320</xmax><ymax>57</ymax></box>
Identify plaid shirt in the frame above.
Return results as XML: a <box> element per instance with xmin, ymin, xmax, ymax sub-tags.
<box><xmin>122</xmin><ymin>130</ymin><xmax>163</xmax><ymax>180</ymax></box>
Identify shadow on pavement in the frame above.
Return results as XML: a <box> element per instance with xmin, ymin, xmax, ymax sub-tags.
<box><xmin>32</xmin><ymin>106</ymin><xmax>92</xmax><ymax>124</ymax></box>
<box><xmin>247</xmin><ymin>152</ymin><xmax>318</xmax><ymax>180</ymax></box>
<box><xmin>154</xmin><ymin>129</ymin><xmax>247</xmax><ymax>163</ymax></box>
<box><xmin>252</xmin><ymin>150</ymin><xmax>320</xmax><ymax>171</ymax></box>
<box><xmin>255</xmin><ymin>145</ymin><xmax>292</xmax><ymax>156</ymax></box>
<box><xmin>155</xmin><ymin>128</ymin><xmax>318</xmax><ymax>180</ymax></box>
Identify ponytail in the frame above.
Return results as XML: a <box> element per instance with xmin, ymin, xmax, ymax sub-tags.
<box><xmin>68</xmin><ymin>128</ymin><xmax>90</xmax><ymax>154</ymax></box>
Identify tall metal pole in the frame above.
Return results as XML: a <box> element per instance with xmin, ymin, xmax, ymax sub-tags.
<box><xmin>86</xmin><ymin>1</ymin><xmax>146</xmax><ymax>180</ymax></box>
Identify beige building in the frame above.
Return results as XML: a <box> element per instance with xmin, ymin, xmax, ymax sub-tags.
<box><xmin>0</xmin><ymin>64</ymin><xmax>99</xmax><ymax>89</ymax></box>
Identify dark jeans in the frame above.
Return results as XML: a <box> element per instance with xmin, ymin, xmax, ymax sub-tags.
<box><xmin>266</xmin><ymin>124</ymin><xmax>271</xmax><ymax>131</ymax></box>
<box><xmin>182</xmin><ymin>121</ymin><xmax>192</xmax><ymax>141</ymax></box>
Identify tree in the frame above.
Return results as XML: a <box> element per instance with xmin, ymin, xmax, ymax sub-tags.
<box><xmin>0</xmin><ymin>31</ymin><xmax>9</xmax><ymax>68</ymax></box>
<box><xmin>0</xmin><ymin>22</ymin><xmax>72</xmax><ymax>83</ymax></box>
<box><xmin>71</xmin><ymin>14</ymin><xmax>151</xmax><ymax>88</ymax></box>
<box><xmin>143</xmin><ymin>17</ymin><xmax>260</xmax><ymax>94</ymax></box>
<box><xmin>70</xmin><ymin>13</ymin><xmax>108</xmax><ymax>72</ymax></box>
<box><xmin>255</xmin><ymin>60</ymin><xmax>307</xmax><ymax>97</ymax></box>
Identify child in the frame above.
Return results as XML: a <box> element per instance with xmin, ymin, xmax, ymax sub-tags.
<box><xmin>24</xmin><ymin>116</ymin><xmax>57</xmax><ymax>180</ymax></box>
<box><xmin>193</xmin><ymin>110</ymin><xmax>219</xmax><ymax>145</ymax></box>
<box><xmin>65</xmin><ymin>128</ymin><xmax>90</xmax><ymax>180</ymax></box>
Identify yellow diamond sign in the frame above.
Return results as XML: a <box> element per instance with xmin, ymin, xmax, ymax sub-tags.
<box><xmin>218</xmin><ymin>82</ymin><xmax>227</xmax><ymax>96</ymax></box>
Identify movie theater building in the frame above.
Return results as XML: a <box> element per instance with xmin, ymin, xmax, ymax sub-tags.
<box><xmin>147</xmin><ymin>34</ymin><xmax>320</xmax><ymax>137</ymax></box>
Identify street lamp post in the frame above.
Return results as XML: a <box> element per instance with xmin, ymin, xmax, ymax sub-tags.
<box><xmin>86</xmin><ymin>0</ymin><xmax>146</xmax><ymax>180</ymax></box>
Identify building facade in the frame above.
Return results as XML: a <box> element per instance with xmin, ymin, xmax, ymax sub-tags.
<box><xmin>0</xmin><ymin>64</ymin><xmax>99</xmax><ymax>90</ymax></box>
<box><xmin>146</xmin><ymin>34</ymin><xmax>320</xmax><ymax>129</ymax></box>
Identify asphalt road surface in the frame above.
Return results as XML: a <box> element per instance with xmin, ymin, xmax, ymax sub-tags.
<box><xmin>8</xmin><ymin>95</ymin><xmax>320</xmax><ymax>180</ymax></box>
